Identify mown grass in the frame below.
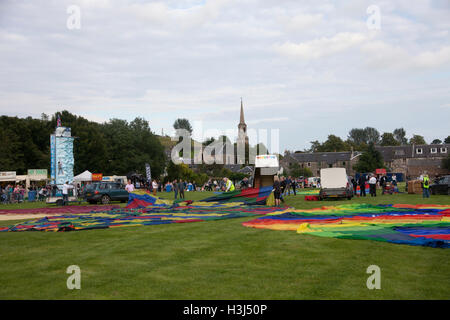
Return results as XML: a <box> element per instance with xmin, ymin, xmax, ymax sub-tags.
<box><xmin>0</xmin><ymin>188</ymin><xmax>449</xmax><ymax>299</ymax></box>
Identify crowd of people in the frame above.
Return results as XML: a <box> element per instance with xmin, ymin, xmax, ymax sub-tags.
<box><xmin>350</xmin><ymin>174</ymin><xmax>399</xmax><ymax>197</ymax></box>
<box><xmin>0</xmin><ymin>182</ymin><xmax>87</xmax><ymax>204</ymax></box>
<box><xmin>125</xmin><ymin>177</ymin><xmax>241</xmax><ymax>200</ymax></box>
<box><xmin>272</xmin><ymin>176</ymin><xmax>313</xmax><ymax>205</ymax></box>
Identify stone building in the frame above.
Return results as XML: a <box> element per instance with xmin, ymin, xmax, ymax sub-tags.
<box><xmin>281</xmin><ymin>144</ymin><xmax>449</xmax><ymax>178</ymax></box>
<box><xmin>375</xmin><ymin>144</ymin><xmax>449</xmax><ymax>178</ymax></box>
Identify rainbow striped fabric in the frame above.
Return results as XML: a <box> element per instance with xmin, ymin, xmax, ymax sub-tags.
<box><xmin>243</xmin><ymin>204</ymin><xmax>450</xmax><ymax>248</ymax></box>
<box><xmin>0</xmin><ymin>188</ymin><xmax>282</xmax><ymax>232</ymax></box>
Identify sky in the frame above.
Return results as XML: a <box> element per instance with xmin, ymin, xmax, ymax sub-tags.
<box><xmin>0</xmin><ymin>0</ymin><xmax>449</xmax><ymax>153</ymax></box>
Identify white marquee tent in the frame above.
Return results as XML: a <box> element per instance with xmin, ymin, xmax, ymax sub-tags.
<box><xmin>73</xmin><ymin>170</ymin><xmax>92</xmax><ymax>182</ymax></box>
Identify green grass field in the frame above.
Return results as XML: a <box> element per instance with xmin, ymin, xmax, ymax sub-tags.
<box><xmin>0</xmin><ymin>188</ymin><xmax>449</xmax><ymax>299</ymax></box>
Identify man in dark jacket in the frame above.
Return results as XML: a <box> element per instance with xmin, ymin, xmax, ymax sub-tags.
<box><xmin>178</xmin><ymin>179</ymin><xmax>185</xmax><ymax>199</ymax></box>
<box><xmin>173</xmin><ymin>179</ymin><xmax>178</xmax><ymax>199</ymax></box>
<box><xmin>358</xmin><ymin>174</ymin><xmax>366</xmax><ymax>197</ymax></box>
<box><xmin>379</xmin><ymin>175</ymin><xmax>387</xmax><ymax>195</ymax></box>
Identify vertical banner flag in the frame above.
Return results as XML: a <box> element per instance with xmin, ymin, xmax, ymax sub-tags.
<box><xmin>145</xmin><ymin>163</ymin><xmax>151</xmax><ymax>182</ymax></box>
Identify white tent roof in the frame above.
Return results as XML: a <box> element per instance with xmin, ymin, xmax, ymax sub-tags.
<box><xmin>73</xmin><ymin>170</ymin><xmax>92</xmax><ymax>182</ymax></box>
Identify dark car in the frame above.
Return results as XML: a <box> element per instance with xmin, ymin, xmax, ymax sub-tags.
<box><xmin>430</xmin><ymin>175</ymin><xmax>450</xmax><ymax>195</ymax></box>
<box><xmin>84</xmin><ymin>182</ymin><xmax>129</xmax><ymax>204</ymax></box>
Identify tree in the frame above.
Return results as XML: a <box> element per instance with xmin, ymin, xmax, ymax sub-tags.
<box><xmin>380</xmin><ymin>132</ymin><xmax>400</xmax><ymax>146</ymax></box>
<box><xmin>0</xmin><ymin>112</ymin><xmax>166</xmax><ymax>178</ymax></box>
<box><xmin>364</xmin><ymin>127</ymin><xmax>380</xmax><ymax>145</ymax></box>
<box><xmin>316</xmin><ymin>135</ymin><xmax>351</xmax><ymax>152</ymax></box>
<box><xmin>444</xmin><ymin>136</ymin><xmax>450</xmax><ymax>144</ymax></box>
<box><xmin>308</xmin><ymin>140</ymin><xmax>321</xmax><ymax>152</ymax></box>
<box><xmin>347</xmin><ymin>128</ymin><xmax>367</xmax><ymax>146</ymax></box>
<box><xmin>409</xmin><ymin>135</ymin><xmax>426</xmax><ymax>145</ymax></box>
<box><xmin>431</xmin><ymin>139</ymin><xmax>442</xmax><ymax>144</ymax></box>
<box><xmin>288</xmin><ymin>163</ymin><xmax>312</xmax><ymax>177</ymax></box>
<box><xmin>173</xmin><ymin>118</ymin><xmax>192</xmax><ymax>134</ymax></box>
<box><xmin>353</xmin><ymin>143</ymin><xmax>385</xmax><ymax>173</ymax></box>
<box><xmin>393</xmin><ymin>128</ymin><xmax>408</xmax><ymax>145</ymax></box>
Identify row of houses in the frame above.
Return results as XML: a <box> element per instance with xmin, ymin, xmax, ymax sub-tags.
<box><xmin>281</xmin><ymin>144</ymin><xmax>450</xmax><ymax>178</ymax></box>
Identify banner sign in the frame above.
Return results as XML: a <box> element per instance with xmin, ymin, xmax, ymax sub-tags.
<box><xmin>376</xmin><ymin>168</ymin><xmax>387</xmax><ymax>175</ymax></box>
<box><xmin>0</xmin><ymin>171</ymin><xmax>16</xmax><ymax>181</ymax></box>
<box><xmin>145</xmin><ymin>163</ymin><xmax>151</xmax><ymax>182</ymax></box>
<box><xmin>255</xmin><ymin>154</ymin><xmax>279</xmax><ymax>168</ymax></box>
<box><xmin>28</xmin><ymin>169</ymin><xmax>48</xmax><ymax>179</ymax></box>
<box><xmin>92</xmin><ymin>173</ymin><xmax>103</xmax><ymax>181</ymax></box>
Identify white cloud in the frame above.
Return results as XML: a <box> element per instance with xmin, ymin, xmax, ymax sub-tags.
<box><xmin>274</xmin><ymin>32</ymin><xmax>367</xmax><ymax>59</ymax></box>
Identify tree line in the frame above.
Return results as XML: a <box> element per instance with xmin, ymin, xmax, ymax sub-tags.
<box><xmin>305</xmin><ymin>127</ymin><xmax>450</xmax><ymax>153</ymax></box>
<box><xmin>0</xmin><ymin>111</ymin><xmax>166</xmax><ymax>177</ymax></box>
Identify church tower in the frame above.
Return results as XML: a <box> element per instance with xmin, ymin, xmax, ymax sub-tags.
<box><xmin>237</xmin><ymin>98</ymin><xmax>249</xmax><ymax>165</ymax></box>
<box><xmin>237</xmin><ymin>98</ymin><xmax>248</xmax><ymax>145</ymax></box>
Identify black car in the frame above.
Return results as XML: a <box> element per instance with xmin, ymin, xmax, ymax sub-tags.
<box><xmin>430</xmin><ymin>176</ymin><xmax>450</xmax><ymax>195</ymax></box>
<box><xmin>84</xmin><ymin>182</ymin><xmax>129</xmax><ymax>204</ymax></box>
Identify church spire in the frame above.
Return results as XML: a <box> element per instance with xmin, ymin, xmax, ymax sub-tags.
<box><xmin>239</xmin><ymin>97</ymin><xmax>245</xmax><ymax>124</ymax></box>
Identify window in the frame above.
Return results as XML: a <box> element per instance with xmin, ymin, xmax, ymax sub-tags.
<box><xmin>441</xmin><ymin>147</ymin><xmax>447</xmax><ymax>153</ymax></box>
<box><xmin>431</xmin><ymin>148</ymin><xmax>437</xmax><ymax>154</ymax></box>
<box><xmin>416</xmin><ymin>148</ymin><xmax>423</xmax><ymax>154</ymax></box>
<box><xmin>342</xmin><ymin>161</ymin><xmax>346</xmax><ymax>165</ymax></box>
<box><xmin>307</xmin><ymin>162</ymin><xmax>311</xmax><ymax>167</ymax></box>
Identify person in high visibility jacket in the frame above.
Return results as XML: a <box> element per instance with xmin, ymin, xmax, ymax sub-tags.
<box><xmin>223</xmin><ymin>177</ymin><xmax>235</xmax><ymax>192</ymax></box>
<box><xmin>422</xmin><ymin>174</ymin><xmax>430</xmax><ymax>198</ymax></box>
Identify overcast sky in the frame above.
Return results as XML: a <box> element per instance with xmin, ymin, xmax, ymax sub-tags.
<box><xmin>1</xmin><ymin>0</ymin><xmax>449</xmax><ymax>152</ymax></box>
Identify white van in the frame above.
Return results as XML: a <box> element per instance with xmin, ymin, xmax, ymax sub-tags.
<box><xmin>319</xmin><ymin>168</ymin><xmax>353</xmax><ymax>200</ymax></box>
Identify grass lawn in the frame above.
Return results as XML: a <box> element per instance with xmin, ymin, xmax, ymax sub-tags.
<box><xmin>0</xmin><ymin>188</ymin><xmax>449</xmax><ymax>299</ymax></box>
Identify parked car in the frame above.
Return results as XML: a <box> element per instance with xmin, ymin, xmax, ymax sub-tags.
<box><xmin>84</xmin><ymin>182</ymin><xmax>129</xmax><ymax>204</ymax></box>
<box><xmin>319</xmin><ymin>168</ymin><xmax>353</xmax><ymax>200</ymax></box>
<box><xmin>430</xmin><ymin>175</ymin><xmax>450</xmax><ymax>195</ymax></box>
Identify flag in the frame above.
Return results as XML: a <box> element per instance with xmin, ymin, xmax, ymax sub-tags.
<box><xmin>57</xmin><ymin>115</ymin><xmax>61</xmax><ymax>127</ymax></box>
<box><xmin>145</xmin><ymin>163</ymin><xmax>151</xmax><ymax>182</ymax></box>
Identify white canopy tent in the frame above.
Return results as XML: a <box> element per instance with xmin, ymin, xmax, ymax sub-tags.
<box><xmin>73</xmin><ymin>170</ymin><xmax>92</xmax><ymax>182</ymax></box>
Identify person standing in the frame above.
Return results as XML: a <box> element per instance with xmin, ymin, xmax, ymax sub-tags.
<box><xmin>62</xmin><ymin>181</ymin><xmax>74</xmax><ymax>206</ymax></box>
<box><xmin>152</xmin><ymin>179</ymin><xmax>158</xmax><ymax>196</ymax></box>
<box><xmin>178</xmin><ymin>179</ymin><xmax>185</xmax><ymax>199</ymax></box>
<box><xmin>358</xmin><ymin>174</ymin><xmax>366</xmax><ymax>197</ymax></box>
<box><xmin>291</xmin><ymin>177</ymin><xmax>296</xmax><ymax>196</ymax></box>
<box><xmin>273</xmin><ymin>176</ymin><xmax>281</xmax><ymax>207</ymax></box>
<box><xmin>380</xmin><ymin>175</ymin><xmax>387</xmax><ymax>195</ymax></box>
<box><xmin>285</xmin><ymin>176</ymin><xmax>291</xmax><ymax>196</ymax></box>
<box><xmin>422</xmin><ymin>174</ymin><xmax>430</xmax><ymax>198</ymax></box>
<box><xmin>223</xmin><ymin>177</ymin><xmax>235</xmax><ymax>192</ymax></box>
<box><xmin>173</xmin><ymin>179</ymin><xmax>178</xmax><ymax>199</ymax></box>
<box><xmin>280</xmin><ymin>176</ymin><xmax>286</xmax><ymax>195</ymax></box>
<box><xmin>368</xmin><ymin>175</ymin><xmax>377</xmax><ymax>197</ymax></box>
<box><xmin>125</xmin><ymin>179</ymin><xmax>135</xmax><ymax>193</ymax></box>
<box><xmin>351</xmin><ymin>177</ymin><xmax>357</xmax><ymax>195</ymax></box>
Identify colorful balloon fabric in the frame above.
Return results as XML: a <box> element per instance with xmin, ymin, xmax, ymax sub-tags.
<box><xmin>0</xmin><ymin>205</ymin><xmax>120</xmax><ymax>215</ymax></box>
<box><xmin>200</xmin><ymin>186</ymin><xmax>274</xmax><ymax>205</ymax></box>
<box><xmin>0</xmin><ymin>188</ymin><xmax>282</xmax><ymax>232</ymax></box>
<box><xmin>243</xmin><ymin>204</ymin><xmax>450</xmax><ymax>248</ymax></box>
